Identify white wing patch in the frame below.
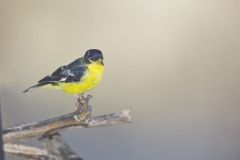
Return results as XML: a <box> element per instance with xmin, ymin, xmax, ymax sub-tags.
<box><xmin>59</xmin><ymin>77</ymin><xmax>67</xmax><ymax>82</ymax></box>
<box><xmin>67</xmin><ymin>70</ymin><xmax>75</xmax><ymax>76</ymax></box>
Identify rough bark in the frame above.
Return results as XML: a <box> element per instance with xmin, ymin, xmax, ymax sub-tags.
<box><xmin>4</xmin><ymin>110</ymin><xmax>131</xmax><ymax>142</ymax></box>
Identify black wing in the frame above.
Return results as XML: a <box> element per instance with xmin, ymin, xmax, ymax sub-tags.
<box><xmin>38</xmin><ymin>58</ymin><xmax>87</xmax><ymax>83</ymax></box>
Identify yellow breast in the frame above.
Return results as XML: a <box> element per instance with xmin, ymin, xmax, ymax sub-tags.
<box><xmin>61</xmin><ymin>63</ymin><xmax>104</xmax><ymax>94</ymax></box>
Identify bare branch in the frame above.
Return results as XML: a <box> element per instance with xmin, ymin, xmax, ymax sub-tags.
<box><xmin>3</xmin><ymin>110</ymin><xmax>131</xmax><ymax>142</ymax></box>
<box><xmin>3</xmin><ymin>94</ymin><xmax>131</xmax><ymax>160</ymax></box>
<box><xmin>4</xmin><ymin>143</ymin><xmax>48</xmax><ymax>160</ymax></box>
<box><xmin>40</xmin><ymin>132</ymin><xmax>83</xmax><ymax>160</ymax></box>
<box><xmin>5</xmin><ymin>133</ymin><xmax>84</xmax><ymax>160</ymax></box>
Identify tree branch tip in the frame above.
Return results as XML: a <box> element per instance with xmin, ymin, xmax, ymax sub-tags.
<box><xmin>121</xmin><ymin>109</ymin><xmax>131</xmax><ymax>120</ymax></box>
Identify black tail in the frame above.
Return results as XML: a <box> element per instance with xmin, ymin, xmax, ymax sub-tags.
<box><xmin>23</xmin><ymin>82</ymin><xmax>50</xmax><ymax>93</ymax></box>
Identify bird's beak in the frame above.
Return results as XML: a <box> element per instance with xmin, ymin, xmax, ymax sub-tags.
<box><xmin>97</xmin><ymin>58</ymin><xmax>104</xmax><ymax>65</ymax></box>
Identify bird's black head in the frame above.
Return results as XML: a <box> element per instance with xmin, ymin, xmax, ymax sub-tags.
<box><xmin>84</xmin><ymin>49</ymin><xmax>104</xmax><ymax>65</ymax></box>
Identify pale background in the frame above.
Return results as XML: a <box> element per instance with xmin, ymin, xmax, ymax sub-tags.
<box><xmin>1</xmin><ymin>0</ymin><xmax>240</xmax><ymax>160</ymax></box>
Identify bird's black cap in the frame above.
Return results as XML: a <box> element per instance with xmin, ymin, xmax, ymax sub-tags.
<box><xmin>84</xmin><ymin>49</ymin><xmax>103</xmax><ymax>64</ymax></box>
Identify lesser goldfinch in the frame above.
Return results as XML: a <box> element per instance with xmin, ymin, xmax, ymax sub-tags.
<box><xmin>23</xmin><ymin>49</ymin><xmax>104</xmax><ymax>95</ymax></box>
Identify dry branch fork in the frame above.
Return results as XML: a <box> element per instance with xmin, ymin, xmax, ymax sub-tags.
<box><xmin>3</xmin><ymin>94</ymin><xmax>131</xmax><ymax>159</ymax></box>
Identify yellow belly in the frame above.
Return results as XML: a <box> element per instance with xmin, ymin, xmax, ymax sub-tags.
<box><xmin>58</xmin><ymin>63</ymin><xmax>104</xmax><ymax>95</ymax></box>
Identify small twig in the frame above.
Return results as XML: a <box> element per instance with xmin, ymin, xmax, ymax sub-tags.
<box><xmin>3</xmin><ymin>110</ymin><xmax>131</xmax><ymax>142</ymax></box>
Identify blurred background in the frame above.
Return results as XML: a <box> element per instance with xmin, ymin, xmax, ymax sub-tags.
<box><xmin>1</xmin><ymin>0</ymin><xmax>240</xmax><ymax>160</ymax></box>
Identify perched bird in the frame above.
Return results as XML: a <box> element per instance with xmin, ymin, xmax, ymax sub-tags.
<box><xmin>23</xmin><ymin>49</ymin><xmax>104</xmax><ymax>95</ymax></box>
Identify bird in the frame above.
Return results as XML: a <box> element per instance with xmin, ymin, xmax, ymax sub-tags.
<box><xmin>23</xmin><ymin>49</ymin><xmax>104</xmax><ymax>95</ymax></box>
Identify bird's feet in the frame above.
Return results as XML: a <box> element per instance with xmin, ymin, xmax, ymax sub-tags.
<box><xmin>74</xmin><ymin>94</ymin><xmax>93</xmax><ymax>122</ymax></box>
<box><xmin>75</xmin><ymin>94</ymin><xmax>92</xmax><ymax>113</ymax></box>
